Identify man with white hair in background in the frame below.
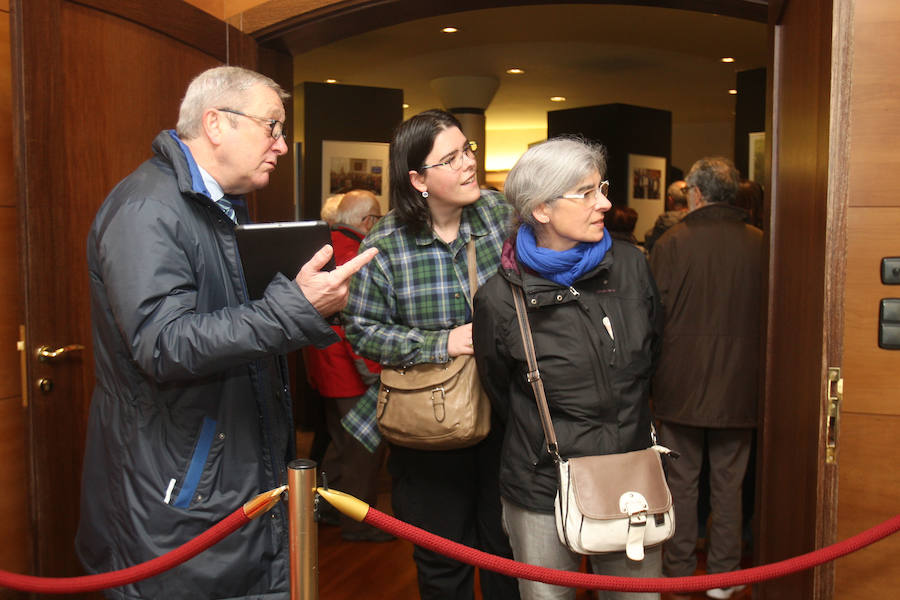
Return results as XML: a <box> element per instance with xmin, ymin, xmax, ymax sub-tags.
<box><xmin>305</xmin><ymin>189</ymin><xmax>392</xmax><ymax>542</ymax></box>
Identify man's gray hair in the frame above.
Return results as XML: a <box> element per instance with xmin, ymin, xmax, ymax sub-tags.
<box><xmin>686</xmin><ymin>157</ymin><xmax>740</xmax><ymax>204</ymax></box>
<box><xmin>504</xmin><ymin>136</ymin><xmax>607</xmax><ymax>228</ymax></box>
<box><xmin>335</xmin><ymin>190</ymin><xmax>378</xmax><ymax>227</ymax></box>
<box><xmin>176</xmin><ymin>66</ymin><xmax>289</xmax><ymax>140</ymax></box>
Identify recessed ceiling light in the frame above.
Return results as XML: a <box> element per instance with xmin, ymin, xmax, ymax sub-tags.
<box><xmin>728</xmin><ymin>89</ymin><xmax>738</xmax><ymax>95</ymax></box>
<box><xmin>441</xmin><ymin>27</ymin><xmax>458</xmax><ymax>33</ymax></box>
<box><xmin>325</xmin><ymin>78</ymin><xmax>338</xmax><ymax>84</ymax></box>
<box><xmin>402</xmin><ymin>103</ymin><xmax>410</xmax><ymax>109</ymax></box>
<box><xmin>721</xmin><ymin>57</ymin><xmax>735</xmax><ymax>63</ymax></box>
<box><xmin>550</xmin><ymin>96</ymin><xmax>566</xmax><ymax>102</ymax></box>
<box><xmin>506</xmin><ymin>68</ymin><xmax>525</xmax><ymax>75</ymax></box>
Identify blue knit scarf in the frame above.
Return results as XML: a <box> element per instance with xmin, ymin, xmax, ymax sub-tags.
<box><xmin>515</xmin><ymin>224</ymin><xmax>612</xmax><ymax>287</ymax></box>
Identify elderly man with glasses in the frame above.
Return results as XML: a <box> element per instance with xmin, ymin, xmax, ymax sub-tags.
<box><xmin>76</xmin><ymin>66</ymin><xmax>376</xmax><ymax>600</ymax></box>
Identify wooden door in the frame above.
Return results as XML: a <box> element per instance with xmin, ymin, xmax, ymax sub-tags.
<box><xmin>756</xmin><ymin>0</ymin><xmax>841</xmax><ymax>598</ymax></box>
<box><xmin>10</xmin><ymin>0</ymin><xmax>256</xmax><ymax>583</ymax></box>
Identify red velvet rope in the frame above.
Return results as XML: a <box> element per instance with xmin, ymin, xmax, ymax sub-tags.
<box><xmin>0</xmin><ymin>507</ymin><xmax>249</xmax><ymax>594</ymax></box>
<box><xmin>365</xmin><ymin>508</ymin><xmax>900</xmax><ymax>593</ymax></box>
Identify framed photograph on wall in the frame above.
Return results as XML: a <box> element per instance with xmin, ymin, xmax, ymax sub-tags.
<box><xmin>748</xmin><ymin>131</ymin><xmax>765</xmax><ymax>185</ymax></box>
<box><xmin>626</xmin><ymin>153</ymin><xmax>666</xmax><ymax>243</ymax></box>
<box><xmin>321</xmin><ymin>140</ymin><xmax>390</xmax><ymax>214</ymax></box>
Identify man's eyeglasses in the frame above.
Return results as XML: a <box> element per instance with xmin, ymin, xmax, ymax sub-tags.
<box><xmin>559</xmin><ymin>180</ymin><xmax>610</xmax><ymax>205</ymax></box>
<box><xmin>217</xmin><ymin>108</ymin><xmax>286</xmax><ymax>140</ymax></box>
<box><xmin>364</xmin><ymin>214</ymin><xmax>382</xmax><ymax>223</ymax></box>
<box><xmin>421</xmin><ymin>140</ymin><xmax>478</xmax><ymax>171</ymax></box>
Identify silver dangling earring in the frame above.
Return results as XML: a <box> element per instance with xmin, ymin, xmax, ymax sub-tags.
<box><xmin>422</xmin><ymin>191</ymin><xmax>429</xmax><ymax>199</ymax></box>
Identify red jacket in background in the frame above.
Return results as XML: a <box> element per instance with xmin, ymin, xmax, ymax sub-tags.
<box><xmin>305</xmin><ymin>225</ymin><xmax>381</xmax><ymax>397</ymax></box>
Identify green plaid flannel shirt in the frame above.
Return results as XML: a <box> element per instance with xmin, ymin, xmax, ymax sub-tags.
<box><xmin>341</xmin><ymin>190</ymin><xmax>512</xmax><ymax>451</ymax></box>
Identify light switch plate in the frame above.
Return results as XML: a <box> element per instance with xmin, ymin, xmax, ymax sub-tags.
<box><xmin>882</xmin><ymin>258</ymin><xmax>900</xmax><ymax>285</ymax></box>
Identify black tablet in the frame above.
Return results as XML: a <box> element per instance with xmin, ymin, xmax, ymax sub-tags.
<box><xmin>235</xmin><ymin>220</ymin><xmax>335</xmax><ymax>300</ymax></box>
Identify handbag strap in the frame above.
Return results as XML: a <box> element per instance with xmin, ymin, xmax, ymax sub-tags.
<box><xmin>467</xmin><ymin>239</ymin><xmax>478</xmax><ymax>299</ymax></box>
<box><xmin>454</xmin><ymin>240</ymin><xmax>479</xmax><ymax>312</ymax></box>
<box><xmin>510</xmin><ymin>283</ymin><xmax>560</xmax><ymax>460</ymax></box>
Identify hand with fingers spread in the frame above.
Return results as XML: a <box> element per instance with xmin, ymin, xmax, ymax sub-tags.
<box><xmin>296</xmin><ymin>245</ymin><xmax>378</xmax><ymax>317</ymax></box>
<box><xmin>447</xmin><ymin>322</ymin><xmax>474</xmax><ymax>357</ymax></box>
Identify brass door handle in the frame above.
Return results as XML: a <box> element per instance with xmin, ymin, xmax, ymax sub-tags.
<box><xmin>36</xmin><ymin>344</ymin><xmax>85</xmax><ymax>362</ymax></box>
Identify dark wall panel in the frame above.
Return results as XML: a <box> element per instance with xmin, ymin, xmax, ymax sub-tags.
<box><xmin>547</xmin><ymin>103</ymin><xmax>672</xmax><ymax>207</ymax></box>
<box><xmin>301</xmin><ymin>82</ymin><xmax>403</xmax><ymax>219</ymax></box>
<box><xmin>734</xmin><ymin>67</ymin><xmax>767</xmax><ymax>179</ymax></box>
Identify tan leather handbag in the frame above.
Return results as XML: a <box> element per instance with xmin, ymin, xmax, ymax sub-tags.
<box><xmin>376</xmin><ymin>241</ymin><xmax>491</xmax><ymax>450</ymax></box>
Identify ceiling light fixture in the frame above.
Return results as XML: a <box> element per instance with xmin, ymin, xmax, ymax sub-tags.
<box><xmin>441</xmin><ymin>27</ymin><xmax>458</xmax><ymax>33</ymax></box>
<box><xmin>506</xmin><ymin>68</ymin><xmax>525</xmax><ymax>75</ymax></box>
<box><xmin>402</xmin><ymin>103</ymin><xmax>410</xmax><ymax>109</ymax></box>
<box><xmin>550</xmin><ymin>96</ymin><xmax>566</xmax><ymax>102</ymax></box>
<box><xmin>721</xmin><ymin>57</ymin><xmax>735</xmax><ymax>63</ymax></box>
<box><xmin>325</xmin><ymin>78</ymin><xmax>338</xmax><ymax>84</ymax></box>
<box><xmin>728</xmin><ymin>89</ymin><xmax>738</xmax><ymax>95</ymax></box>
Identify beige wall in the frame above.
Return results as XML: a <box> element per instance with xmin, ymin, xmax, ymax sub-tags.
<box><xmin>0</xmin><ymin>0</ymin><xmax>32</xmax><ymax>577</ymax></box>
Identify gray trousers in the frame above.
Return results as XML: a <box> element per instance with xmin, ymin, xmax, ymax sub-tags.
<box><xmin>501</xmin><ymin>497</ymin><xmax>661</xmax><ymax>600</ymax></box>
<box><xmin>658</xmin><ymin>423</ymin><xmax>753</xmax><ymax>577</ymax></box>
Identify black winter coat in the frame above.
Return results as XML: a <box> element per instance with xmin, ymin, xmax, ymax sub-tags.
<box><xmin>473</xmin><ymin>236</ymin><xmax>663</xmax><ymax>513</ymax></box>
<box><xmin>77</xmin><ymin>131</ymin><xmax>338</xmax><ymax>599</ymax></box>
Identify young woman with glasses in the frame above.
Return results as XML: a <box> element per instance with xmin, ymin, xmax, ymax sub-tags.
<box><xmin>472</xmin><ymin>136</ymin><xmax>664</xmax><ymax>600</ymax></box>
<box><xmin>343</xmin><ymin>109</ymin><xmax>520</xmax><ymax>600</ymax></box>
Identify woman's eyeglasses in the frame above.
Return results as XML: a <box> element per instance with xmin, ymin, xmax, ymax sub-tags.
<box><xmin>559</xmin><ymin>180</ymin><xmax>610</xmax><ymax>205</ymax></box>
<box><xmin>421</xmin><ymin>141</ymin><xmax>478</xmax><ymax>171</ymax></box>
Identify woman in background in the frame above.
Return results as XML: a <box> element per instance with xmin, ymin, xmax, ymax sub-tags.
<box><xmin>343</xmin><ymin>109</ymin><xmax>519</xmax><ymax>600</ymax></box>
<box><xmin>473</xmin><ymin>137</ymin><xmax>663</xmax><ymax>600</ymax></box>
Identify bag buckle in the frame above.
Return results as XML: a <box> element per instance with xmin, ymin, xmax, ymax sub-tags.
<box><xmin>620</xmin><ymin>492</ymin><xmax>650</xmax><ymax>561</ymax></box>
<box><xmin>431</xmin><ymin>386</ymin><xmax>446</xmax><ymax>422</ymax></box>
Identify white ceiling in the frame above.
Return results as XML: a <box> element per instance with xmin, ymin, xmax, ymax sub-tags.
<box><xmin>289</xmin><ymin>4</ymin><xmax>768</xmax><ymax>132</ymax></box>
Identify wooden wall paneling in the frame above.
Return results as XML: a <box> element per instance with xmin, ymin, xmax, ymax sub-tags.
<box><xmin>72</xmin><ymin>0</ymin><xmax>230</xmax><ymax>62</ymax></box>
<box><xmin>0</xmin><ymin>396</ymin><xmax>29</xmax><ymax>578</ymax></box>
<box><xmin>0</xmin><ymin>208</ymin><xmax>20</xmax><ymax>401</ymax></box>
<box><xmin>842</xmin><ymin>207</ymin><xmax>900</xmax><ymax>413</ymax></box>
<box><xmin>756</xmin><ymin>0</ymin><xmax>835</xmax><ymax>597</ymax></box>
<box><xmin>834</xmin><ymin>413</ymin><xmax>900</xmax><ymax>598</ymax></box>
<box><xmin>0</xmin><ymin>5</ymin><xmax>12</xmax><ymax>206</ymax></box>
<box><xmin>845</xmin><ymin>0</ymin><xmax>900</xmax><ymax>207</ymax></box>
<box><xmin>834</xmin><ymin>1</ymin><xmax>900</xmax><ymax>597</ymax></box>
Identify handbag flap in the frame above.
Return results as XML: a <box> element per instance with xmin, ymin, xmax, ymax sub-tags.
<box><xmin>566</xmin><ymin>449</ymin><xmax>672</xmax><ymax>518</ymax></box>
<box><xmin>380</xmin><ymin>355</ymin><xmax>471</xmax><ymax>390</ymax></box>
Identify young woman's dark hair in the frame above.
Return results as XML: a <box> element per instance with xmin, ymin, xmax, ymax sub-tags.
<box><xmin>389</xmin><ymin>109</ymin><xmax>463</xmax><ymax>231</ymax></box>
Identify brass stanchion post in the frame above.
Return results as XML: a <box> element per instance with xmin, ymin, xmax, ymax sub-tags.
<box><xmin>288</xmin><ymin>459</ymin><xmax>317</xmax><ymax>600</ymax></box>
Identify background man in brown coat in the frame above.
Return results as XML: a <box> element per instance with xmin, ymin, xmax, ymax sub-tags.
<box><xmin>649</xmin><ymin>157</ymin><xmax>763</xmax><ymax>600</ymax></box>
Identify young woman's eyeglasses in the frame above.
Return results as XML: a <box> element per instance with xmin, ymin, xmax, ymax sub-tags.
<box><xmin>217</xmin><ymin>108</ymin><xmax>286</xmax><ymax>140</ymax></box>
<box><xmin>421</xmin><ymin>141</ymin><xmax>478</xmax><ymax>171</ymax></box>
<box><xmin>559</xmin><ymin>180</ymin><xmax>610</xmax><ymax>205</ymax></box>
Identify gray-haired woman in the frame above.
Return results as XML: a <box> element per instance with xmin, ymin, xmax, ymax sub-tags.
<box><xmin>473</xmin><ymin>137</ymin><xmax>664</xmax><ymax>599</ymax></box>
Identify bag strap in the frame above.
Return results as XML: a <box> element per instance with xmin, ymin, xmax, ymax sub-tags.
<box><xmin>454</xmin><ymin>240</ymin><xmax>479</xmax><ymax>313</ymax></box>
<box><xmin>510</xmin><ymin>283</ymin><xmax>560</xmax><ymax>460</ymax></box>
<box><xmin>467</xmin><ymin>239</ymin><xmax>478</xmax><ymax>299</ymax></box>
